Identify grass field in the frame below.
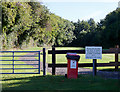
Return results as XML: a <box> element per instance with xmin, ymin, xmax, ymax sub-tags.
<box><xmin>47</xmin><ymin>47</ymin><xmax>116</xmax><ymax>70</ymax></box>
<box><xmin>0</xmin><ymin>47</ymin><xmax>117</xmax><ymax>73</ymax></box>
<box><xmin>1</xmin><ymin>47</ymin><xmax>120</xmax><ymax>91</ymax></box>
<box><xmin>0</xmin><ymin>48</ymin><xmax>41</xmax><ymax>73</ymax></box>
<box><xmin>1</xmin><ymin>75</ymin><xmax>120</xmax><ymax>91</ymax></box>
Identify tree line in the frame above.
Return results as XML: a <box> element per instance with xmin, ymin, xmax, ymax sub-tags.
<box><xmin>1</xmin><ymin>1</ymin><xmax>120</xmax><ymax>49</ymax></box>
<box><xmin>70</xmin><ymin>7</ymin><xmax>120</xmax><ymax>48</ymax></box>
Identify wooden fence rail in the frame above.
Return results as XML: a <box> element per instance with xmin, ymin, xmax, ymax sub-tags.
<box><xmin>48</xmin><ymin>47</ymin><xmax>120</xmax><ymax>75</ymax></box>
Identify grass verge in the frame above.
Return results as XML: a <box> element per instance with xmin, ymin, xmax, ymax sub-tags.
<box><xmin>1</xmin><ymin>47</ymin><xmax>120</xmax><ymax>91</ymax></box>
<box><xmin>1</xmin><ymin>74</ymin><xmax>120</xmax><ymax>91</ymax></box>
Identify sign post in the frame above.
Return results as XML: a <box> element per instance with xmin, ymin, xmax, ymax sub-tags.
<box><xmin>93</xmin><ymin>59</ymin><xmax>97</xmax><ymax>76</ymax></box>
<box><xmin>85</xmin><ymin>46</ymin><xmax>102</xmax><ymax>76</ymax></box>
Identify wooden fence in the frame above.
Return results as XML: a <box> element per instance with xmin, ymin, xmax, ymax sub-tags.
<box><xmin>48</xmin><ymin>46</ymin><xmax>120</xmax><ymax>75</ymax></box>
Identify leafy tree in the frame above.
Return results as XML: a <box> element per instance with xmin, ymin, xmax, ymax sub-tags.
<box><xmin>2</xmin><ymin>1</ymin><xmax>119</xmax><ymax>49</ymax></box>
<box><xmin>97</xmin><ymin>8</ymin><xmax>120</xmax><ymax>48</ymax></box>
<box><xmin>1</xmin><ymin>2</ymin><xmax>75</xmax><ymax>49</ymax></box>
<box><xmin>88</xmin><ymin>18</ymin><xmax>96</xmax><ymax>32</ymax></box>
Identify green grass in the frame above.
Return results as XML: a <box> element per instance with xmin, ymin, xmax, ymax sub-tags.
<box><xmin>18</xmin><ymin>47</ymin><xmax>117</xmax><ymax>70</ymax></box>
<box><xmin>0</xmin><ymin>53</ymin><xmax>39</xmax><ymax>73</ymax></box>
<box><xmin>47</xmin><ymin>54</ymin><xmax>115</xmax><ymax>70</ymax></box>
<box><xmin>1</xmin><ymin>47</ymin><xmax>120</xmax><ymax>91</ymax></box>
<box><xmin>1</xmin><ymin>75</ymin><xmax>120</xmax><ymax>91</ymax></box>
<box><xmin>8</xmin><ymin>47</ymin><xmax>43</xmax><ymax>51</ymax></box>
<box><xmin>47</xmin><ymin>47</ymin><xmax>116</xmax><ymax>70</ymax></box>
<box><xmin>1</xmin><ymin>46</ymin><xmax>118</xmax><ymax>71</ymax></box>
<box><xmin>55</xmin><ymin>47</ymin><xmax>84</xmax><ymax>50</ymax></box>
<box><xmin>0</xmin><ymin>47</ymin><xmax>44</xmax><ymax>73</ymax></box>
<box><xmin>0</xmin><ymin>46</ymin><xmax>51</xmax><ymax>74</ymax></box>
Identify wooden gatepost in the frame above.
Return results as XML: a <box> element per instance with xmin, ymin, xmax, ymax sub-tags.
<box><xmin>110</xmin><ymin>45</ymin><xmax>120</xmax><ymax>70</ymax></box>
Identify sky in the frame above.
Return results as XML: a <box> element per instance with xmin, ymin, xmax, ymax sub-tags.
<box><xmin>42</xmin><ymin>1</ymin><xmax>119</xmax><ymax>23</ymax></box>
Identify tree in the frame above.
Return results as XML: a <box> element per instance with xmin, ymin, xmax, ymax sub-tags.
<box><xmin>98</xmin><ymin>8</ymin><xmax>120</xmax><ymax>48</ymax></box>
<box><xmin>88</xmin><ymin>18</ymin><xmax>96</xmax><ymax>32</ymax></box>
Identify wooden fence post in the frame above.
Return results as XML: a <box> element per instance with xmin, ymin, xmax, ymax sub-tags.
<box><xmin>52</xmin><ymin>47</ymin><xmax>56</xmax><ymax>75</ymax></box>
<box><xmin>43</xmin><ymin>48</ymin><xmax>46</xmax><ymax>76</ymax></box>
<box><xmin>115</xmin><ymin>45</ymin><xmax>119</xmax><ymax>70</ymax></box>
<box><xmin>93</xmin><ymin>59</ymin><xmax>97</xmax><ymax>76</ymax></box>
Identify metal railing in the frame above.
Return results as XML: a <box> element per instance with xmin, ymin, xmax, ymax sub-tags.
<box><xmin>0</xmin><ymin>51</ymin><xmax>40</xmax><ymax>74</ymax></box>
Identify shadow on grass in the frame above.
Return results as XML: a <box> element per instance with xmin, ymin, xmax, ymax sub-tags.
<box><xmin>2</xmin><ymin>76</ymin><xmax>45</xmax><ymax>81</ymax></box>
<box><xmin>99</xmin><ymin>68</ymin><xmax>120</xmax><ymax>72</ymax></box>
<box><xmin>2</xmin><ymin>74</ymin><xmax>120</xmax><ymax>91</ymax></box>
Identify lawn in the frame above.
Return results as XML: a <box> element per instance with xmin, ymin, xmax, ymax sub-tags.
<box><xmin>1</xmin><ymin>47</ymin><xmax>120</xmax><ymax>91</ymax></box>
<box><xmin>0</xmin><ymin>51</ymin><xmax>40</xmax><ymax>74</ymax></box>
<box><xmin>0</xmin><ymin>47</ymin><xmax>117</xmax><ymax>73</ymax></box>
<box><xmin>1</xmin><ymin>75</ymin><xmax>120</xmax><ymax>91</ymax></box>
<box><xmin>19</xmin><ymin>47</ymin><xmax>116</xmax><ymax>70</ymax></box>
<box><xmin>47</xmin><ymin>47</ymin><xmax>115</xmax><ymax>70</ymax></box>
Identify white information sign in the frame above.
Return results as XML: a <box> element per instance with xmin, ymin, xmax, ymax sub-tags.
<box><xmin>85</xmin><ymin>46</ymin><xmax>102</xmax><ymax>59</ymax></box>
<box><xmin>70</xmin><ymin>60</ymin><xmax>76</xmax><ymax>69</ymax></box>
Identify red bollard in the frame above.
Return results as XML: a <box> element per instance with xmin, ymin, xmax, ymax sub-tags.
<box><xmin>66</xmin><ymin>53</ymin><xmax>80</xmax><ymax>79</ymax></box>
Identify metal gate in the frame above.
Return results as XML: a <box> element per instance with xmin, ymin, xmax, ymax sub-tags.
<box><xmin>0</xmin><ymin>51</ymin><xmax>40</xmax><ymax>74</ymax></box>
